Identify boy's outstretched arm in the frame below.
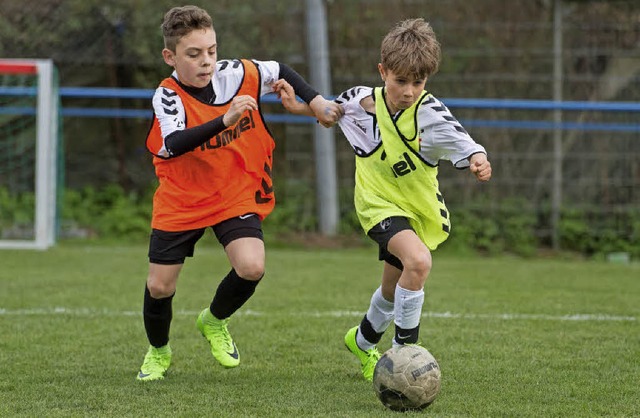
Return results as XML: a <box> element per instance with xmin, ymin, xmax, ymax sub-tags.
<box><xmin>273</xmin><ymin>79</ymin><xmax>315</xmax><ymax>117</ymax></box>
<box><xmin>469</xmin><ymin>152</ymin><xmax>492</xmax><ymax>182</ymax></box>
<box><xmin>275</xmin><ymin>64</ymin><xmax>343</xmax><ymax>127</ymax></box>
<box><xmin>274</xmin><ymin>78</ymin><xmax>344</xmax><ymax>126</ymax></box>
<box><xmin>308</xmin><ymin>95</ymin><xmax>343</xmax><ymax>128</ymax></box>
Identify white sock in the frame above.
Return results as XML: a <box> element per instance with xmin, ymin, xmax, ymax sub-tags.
<box><xmin>356</xmin><ymin>287</ymin><xmax>394</xmax><ymax>350</ymax></box>
<box><xmin>393</xmin><ymin>285</ymin><xmax>424</xmax><ymax>347</ymax></box>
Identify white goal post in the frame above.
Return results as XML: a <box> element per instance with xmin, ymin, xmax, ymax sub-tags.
<box><xmin>0</xmin><ymin>59</ymin><xmax>59</xmax><ymax>250</ymax></box>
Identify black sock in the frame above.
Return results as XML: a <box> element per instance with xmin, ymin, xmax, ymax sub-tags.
<box><xmin>143</xmin><ymin>286</ymin><xmax>174</xmax><ymax>348</ymax></box>
<box><xmin>394</xmin><ymin>323</ymin><xmax>420</xmax><ymax>345</ymax></box>
<box><xmin>359</xmin><ymin>314</ymin><xmax>384</xmax><ymax>345</ymax></box>
<box><xmin>210</xmin><ymin>269</ymin><xmax>261</xmax><ymax>320</ymax></box>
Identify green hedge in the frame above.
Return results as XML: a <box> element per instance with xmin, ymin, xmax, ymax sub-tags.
<box><xmin>0</xmin><ymin>186</ymin><xmax>637</xmax><ymax>259</ymax></box>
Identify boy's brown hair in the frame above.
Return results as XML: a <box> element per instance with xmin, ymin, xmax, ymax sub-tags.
<box><xmin>161</xmin><ymin>5</ymin><xmax>213</xmax><ymax>52</ymax></box>
<box><xmin>380</xmin><ymin>18</ymin><xmax>441</xmax><ymax>80</ymax></box>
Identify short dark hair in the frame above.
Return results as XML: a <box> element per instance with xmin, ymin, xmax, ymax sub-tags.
<box><xmin>161</xmin><ymin>5</ymin><xmax>213</xmax><ymax>52</ymax></box>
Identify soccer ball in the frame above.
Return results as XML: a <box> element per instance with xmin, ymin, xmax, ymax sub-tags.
<box><xmin>372</xmin><ymin>345</ymin><xmax>441</xmax><ymax>411</ymax></box>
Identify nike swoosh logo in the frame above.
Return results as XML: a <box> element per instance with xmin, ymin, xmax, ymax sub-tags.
<box><xmin>138</xmin><ymin>372</ymin><xmax>151</xmax><ymax>378</ymax></box>
<box><xmin>227</xmin><ymin>344</ymin><xmax>239</xmax><ymax>359</ymax></box>
<box><xmin>397</xmin><ymin>334</ymin><xmax>412</xmax><ymax>340</ymax></box>
<box><xmin>238</xmin><ymin>214</ymin><xmax>254</xmax><ymax>220</ymax></box>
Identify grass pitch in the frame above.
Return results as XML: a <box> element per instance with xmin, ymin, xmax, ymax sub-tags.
<box><xmin>0</xmin><ymin>239</ymin><xmax>638</xmax><ymax>417</ymax></box>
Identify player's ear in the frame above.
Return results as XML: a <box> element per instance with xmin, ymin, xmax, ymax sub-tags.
<box><xmin>162</xmin><ymin>48</ymin><xmax>176</xmax><ymax>66</ymax></box>
<box><xmin>378</xmin><ymin>63</ymin><xmax>387</xmax><ymax>82</ymax></box>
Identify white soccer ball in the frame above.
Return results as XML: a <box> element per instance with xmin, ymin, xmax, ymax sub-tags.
<box><xmin>372</xmin><ymin>344</ymin><xmax>441</xmax><ymax>411</ymax></box>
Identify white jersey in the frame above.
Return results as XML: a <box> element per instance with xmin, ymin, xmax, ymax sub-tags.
<box><xmin>152</xmin><ymin>59</ymin><xmax>280</xmax><ymax>141</ymax></box>
<box><xmin>335</xmin><ymin>86</ymin><xmax>485</xmax><ymax>168</ymax></box>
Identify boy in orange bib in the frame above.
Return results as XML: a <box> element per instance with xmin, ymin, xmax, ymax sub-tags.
<box><xmin>137</xmin><ymin>5</ymin><xmax>342</xmax><ymax>381</ymax></box>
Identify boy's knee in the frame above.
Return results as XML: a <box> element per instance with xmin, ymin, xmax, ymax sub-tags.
<box><xmin>235</xmin><ymin>260</ymin><xmax>265</xmax><ymax>281</ymax></box>
<box><xmin>146</xmin><ymin>279</ymin><xmax>176</xmax><ymax>299</ymax></box>
<box><xmin>403</xmin><ymin>251</ymin><xmax>432</xmax><ymax>279</ymax></box>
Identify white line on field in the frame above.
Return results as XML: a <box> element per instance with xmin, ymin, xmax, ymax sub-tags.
<box><xmin>0</xmin><ymin>307</ymin><xmax>635</xmax><ymax>322</ymax></box>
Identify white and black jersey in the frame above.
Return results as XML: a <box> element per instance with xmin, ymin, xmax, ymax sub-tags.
<box><xmin>335</xmin><ymin>86</ymin><xmax>486</xmax><ymax>168</ymax></box>
<box><xmin>152</xmin><ymin>59</ymin><xmax>281</xmax><ymax>143</ymax></box>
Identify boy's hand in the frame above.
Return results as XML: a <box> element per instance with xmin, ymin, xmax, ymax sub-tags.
<box><xmin>469</xmin><ymin>153</ymin><xmax>492</xmax><ymax>182</ymax></box>
<box><xmin>223</xmin><ymin>95</ymin><xmax>258</xmax><ymax>127</ymax></box>
<box><xmin>273</xmin><ymin>79</ymin><xmax>313</xmax><ymax>116</ymax></box>
<box><xmin>309</xmin><ymin>95</ymin><xmax>344</xmax><ymax>128</ymax></box>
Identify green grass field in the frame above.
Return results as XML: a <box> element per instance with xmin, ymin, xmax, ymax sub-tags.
<box><xmin>1</xmin><ymin>240</ymin><xmax>638</xmax><ymax>417</ymax></box>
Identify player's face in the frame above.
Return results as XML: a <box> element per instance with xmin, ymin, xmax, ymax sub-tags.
<box><xmin>378</xmin><ymin>65</ymin><xmax>427</xmax><ymax>114</ymax></box>
<box><xmin>163</xmin><ymin>28</ymin><xmax>217</xmax><ymax>88</ymax></box>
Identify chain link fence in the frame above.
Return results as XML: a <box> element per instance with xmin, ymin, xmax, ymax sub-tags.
<box><xmin>1</xmin><ymin>0</ymin><xmax>639</xmax><ymax>251</ymax></box>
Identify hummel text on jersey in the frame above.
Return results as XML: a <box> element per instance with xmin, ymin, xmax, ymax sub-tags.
<box><xmin>391</xmin><ymin>152</ymin><xmax>417</xmax><ymax>177</ymax></box>
<box><xmin>199</xmin><ymin>112</ymin><xmax>256</xmax><ymax>151</ymax></box>
<box><xmin>352</xmin><ymin>119</ymin><xmax>367</xmax><ymax>134</ymax></box>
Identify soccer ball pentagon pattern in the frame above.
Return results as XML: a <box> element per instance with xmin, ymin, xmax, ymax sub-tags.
<box><xmin>372</xmin><ymin>345</ymin><xmax>441</xmax><ymax>411</ymax></box>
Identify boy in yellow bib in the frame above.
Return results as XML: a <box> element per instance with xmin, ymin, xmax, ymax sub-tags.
<box><xmin>279</xmin><ymin>18</ymin><xmax>491</xmax><ymax>381</ymax></box>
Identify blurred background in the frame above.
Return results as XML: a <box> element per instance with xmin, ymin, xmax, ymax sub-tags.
<box><xmin>1</xmin><ymin>0</ymin><xmax>639</xmax><ymax>258</ymax></box>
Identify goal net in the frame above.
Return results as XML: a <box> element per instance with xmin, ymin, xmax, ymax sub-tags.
<box><xmin>0</xmin><ymin>59</ymin><xmax>60</xmax><ymax>249</ymax></box>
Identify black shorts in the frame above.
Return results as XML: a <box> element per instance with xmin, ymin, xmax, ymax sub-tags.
<box><xmin>367</xmin><ymin>216</ymin><xmax>414</xmax><ymax>271</ymax></box>
<box><xmin>148</xmin><ymin>214</ymin><xmax>263</xmax><ymax>265</ymax></box>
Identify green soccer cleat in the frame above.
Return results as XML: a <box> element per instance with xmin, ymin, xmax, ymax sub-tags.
<box><xmin>137</xmin><ymin>344</ymin><xmax>172</xmax><ymax>381</ymax></box>
<box><xmin>344</xmin><ymin>326</ymin><xmax>381</xmax><ymax>382</ymax></box>
<box><xmin>196</xmin><ymin>308</ymin><xmax>240</xmax><ymax>368</ymax></box>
